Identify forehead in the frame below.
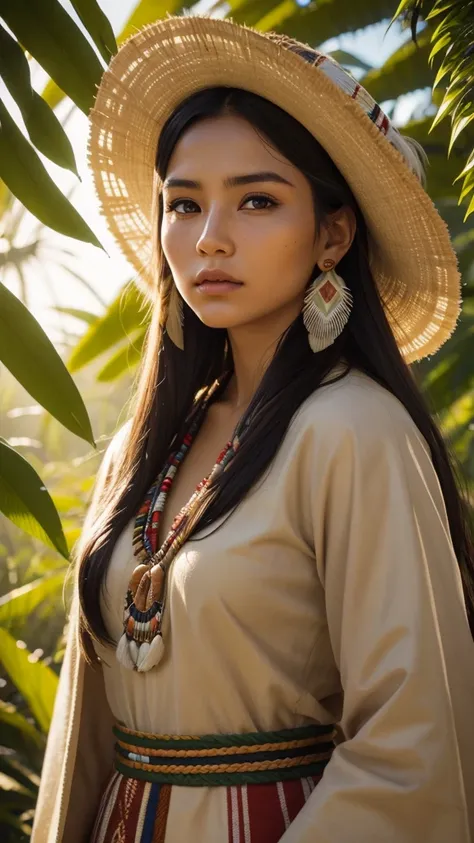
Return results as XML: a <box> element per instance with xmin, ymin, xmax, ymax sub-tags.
<box><xmin>165</xmin><ymin>113</ymin><xmax>297</xmax><ymax>179</ymax></box>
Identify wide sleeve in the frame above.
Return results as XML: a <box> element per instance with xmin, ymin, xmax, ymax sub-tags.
<box><xmin>282</xmin><ymin>388</ymin><xmax>474</xmax><ymax>843</ymax></box>
<box><xmin>31</xmin><ymin>422</ymin><xmax>131</xmax><ymax>843</ymax></box>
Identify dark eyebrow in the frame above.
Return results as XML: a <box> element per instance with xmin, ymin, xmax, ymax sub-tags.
<box><xmin>163</xmin><ymin>171</ymin><xmax>295</xmax><ymax>190</ymax></box>
<box><xmin>224</xmin><ymin>172</ymin><xmax>295</xmax><ymax>189</ymax></box>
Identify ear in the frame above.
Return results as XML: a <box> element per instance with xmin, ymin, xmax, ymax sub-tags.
<box><xmin>315</xmin><ymin>206</ymin><xmax>357</xmax><ymax>267</ymax></box>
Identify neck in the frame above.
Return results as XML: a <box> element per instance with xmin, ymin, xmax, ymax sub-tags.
<box><xmin>219</xmin><ymin>302</ymin><xmax>303</xmax><ymax>412</ymax></box>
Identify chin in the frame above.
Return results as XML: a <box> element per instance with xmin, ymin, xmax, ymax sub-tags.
<box><xmin>193</xmin><ymin>308</ymin><xmax>246</xmax><ymax>331</ymax></box>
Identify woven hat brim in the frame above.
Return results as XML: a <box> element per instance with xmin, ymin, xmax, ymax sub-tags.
<box><xmin>87</xmin><ymin>15</ymin><xmax>461</xmax><ymax>363</ymax></box>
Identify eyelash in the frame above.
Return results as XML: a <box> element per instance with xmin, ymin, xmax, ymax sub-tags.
<box><xmin>164</xmin><ymin>193</ymin><xmax>280</xmax><ymax>215</ymax></box>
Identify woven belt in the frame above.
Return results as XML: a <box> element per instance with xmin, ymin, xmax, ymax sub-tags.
<box><xmin>113</xmin><ymin>722</ymin><xmax>336</xmax><ymax>786</ymax></box>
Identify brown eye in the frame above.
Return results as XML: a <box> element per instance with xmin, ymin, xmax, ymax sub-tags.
<box><xmin>240</xmin><ymin>194</ymin><xmax>278</xmax><ymax>211</ymax></box>
<box><xmin>166</xmin><ymin>199</ymin><xmax>200</xmax><ymax>214</ymax></box>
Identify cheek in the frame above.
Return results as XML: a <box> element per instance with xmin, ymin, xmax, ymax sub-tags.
<box><xmin>161</xmin><ymin>219</ymin><xmax>191</xmax><ymax>274</ymax></box>
<box><xmin>253</xmin><ymin>209</ymin><xmax>316</xmax><ymax>284</ymax></box>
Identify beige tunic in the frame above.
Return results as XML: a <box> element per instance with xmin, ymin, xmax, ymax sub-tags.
<box><xmin>31</xmin><ymin>369</ymin><xmax>474</xmax><ymax>843</ymax></box>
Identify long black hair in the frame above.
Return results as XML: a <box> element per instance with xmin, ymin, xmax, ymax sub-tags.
<box><xmin>76</xmin><ymin>87</ymin><xmax>474</xmax><ymax>663</ymax></box>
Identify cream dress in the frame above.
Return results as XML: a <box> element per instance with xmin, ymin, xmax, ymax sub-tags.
<box><xmin>31</xmin><ymin>369</ymin><xmax>474</xmax><ymax>843</ymax></box>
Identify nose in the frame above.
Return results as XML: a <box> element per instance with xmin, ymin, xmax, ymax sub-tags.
<box><xmin>196</xmin><ymin>208</ymin><xmax>235</xmax><ymax>257</ymax></box>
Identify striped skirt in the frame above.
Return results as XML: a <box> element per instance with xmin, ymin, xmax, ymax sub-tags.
<box><xmin>90</xmin><ymin>769</ymin><xmax>322</xmax><ymax>843</ymax></box>
<box><xmin>89</xmin><ymin>721</ymin><xmax>335</xmax><ymax>842</ymax></box>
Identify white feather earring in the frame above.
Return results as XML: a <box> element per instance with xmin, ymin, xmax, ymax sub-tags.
<box><xmin>165</xmin><ymin>282</ymin><xmax>184</xmax><ymax>350</ymax></box>
<box><xmin>302</xmin><ymin>262</ymin><xmax>353</xmax><ymax>353</ymax></box>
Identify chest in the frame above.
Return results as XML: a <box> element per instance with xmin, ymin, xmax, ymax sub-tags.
<box><xmin>156</xmin><ymin>405</ymin><xmax>242</xmax><ymax>548</ymax></box>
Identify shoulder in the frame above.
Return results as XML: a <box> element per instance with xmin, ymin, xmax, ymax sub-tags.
<box><xmin>292</xmin><ymin>368</ymin><xmax>429</xmax><ymax>458</ymax></box>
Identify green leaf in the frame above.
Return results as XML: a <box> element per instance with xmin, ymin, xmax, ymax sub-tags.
<box><xmin>433</xmin><ymin>56</ymin><xmax>452</xmax><ymax>89</ymax></box>
<box><xmin>227</xmin><ymin>0</ymin><xmax>396</xmax><ymax>41</ymax></box>
<box><xmin>40</xmin><ymin>0</ymin><xmax>188</xmax><ymax>130</ymax></box>
<box><xmin>430</xmin><ymin>86</ymin><xmax>465</xmax><ymax>129</ymax></box>
<box><xmin>52</xmin><ymin>306</ymin><xmax>100</xmax><ymax>326</ymax></box>
<box><xmin>97</xmin><ymin>328</ymin><xmax>147</xmax><ymax>381</ymax></box>
<box><xmin>0</xmin><ymin>99</ymin><xmax>103</xmax><ymax>247</ymax></box>
<box><xmin>391</xmin><ymin>0</ymin><xmax>413</xmax><ymax>21</ymax></box>
<box><xmin>40</xmin><ymin>77</ymin><xmax>66</xmax><ymax>113</ymax></box>
<box><xmin>459</xmin><ymin>168</ymin><xmax>474</xmax><ymax>201</ymax></box>
<box><xmin>463</xmin><ymin>192</ymin><xmax>474</xmax><ymax>221</ymax></box>
<box><xmin>421</xmin><ymin>317</ymin><xmax>474</xmax><ymax>413</ymax></box>
<box><xmin>0</xmin><ymin>283</ymin><xmax>95</xmax><ymax>445</ymax></box>
<box><xmin>426</xmin><ymin>1</ymin><xmax>466</xmax><ymax>18</ymax></box>
<box><xmin>0</xmin><ymin>176</ymin><xmax>11</xmax><ymax>216</ymax></box>
<box><xmin>0</xmin><ymin>628</ymin><xmax>58</xmax><ymax>733</ymax></box>
<box><xmin>0</xmin><ymin>573</ymin><xmax>65</xmax><ymax>626</ymax></box>
<box><xmin>254</xmin><ymin>0</ymin><xmax>302</xmax><ymax>33</ymax></box>
<box><xmin>0</xmin><ymin>0</ymin><xmax>104</xmax><ymax>114</ymax></box>
<box><xmin>361</xmin><ymin>28</ymin><xmax>433</xmax><ymax>103</ymax></box>
<box><xmin>68</xmin><ymin>283</ymin><xmax>148</xmax><ymax>372</ymax></box>
<box><xmin>118</xmin><ymin>0</ymin><xmax>189</xmax><ymax>44</ymax></box>
<box><xmin>449</xmin><ymin>113</ymin><xmax>474</xmax><ymax>152</ymax></box>
<box><xmin>430</xmin><ymin>6</ymin><xmax>462</xmax><ymax>41</ymax></box>
<box><xmin>69</xmin><ymin>0</ymin><xmax>117</xmax><ymax>62</ymax></box>
<box><xmin>211</xmin><ymin>0</ymin><xmax>276</xmax><ymax>28</ymax></box>
<box><xmin>401</xmin><ymin>116</ymin><xmax>467</xmax><ymax>201</ymax></box>
<box><xmin>389</xmin><ymin>0</ymin><xmax>416</xmax><ymax>29</ymax></box>
<box><xmin>0</xmin><ymin>769</ymin><xmax>31</xmax><ymax>797</ymax></box>
<box><xmin>456</xmin><ymin>150</ymin><xmax>474</xmax><ymax>180</ymax></box>
<box><xmin>327</xmin><ymin>49</ymin><xmax>373</xmax><ymax>72</ymax></box>
<box><xmin>0</xmin><ymin>756</ymin><xmax>40</xmax><ymax>794</ymax></box>
<box><xmin>0</xmin><ymin>25</ymin><xmax>78</xmax><ymax>176</ymax></box>
<box><xmin>0</xmin><ymin>439</ymin><xmax>69</xmax><ymax>558</ymax></box>
<box><xmin>0</xmin><ymin>701</ymin><xmax>44</xmax><ymax>752</ymax></box>
<box><xmin>51</xmin><ymin>493</ymin><xmax>84</xmax><ymax>512</ymax></box>
<box><xmin>429</xmin><ymin>32</ymin><xmax>452</xmax><ymax>65</ymax></box>
<box><xmin>0</xmin><ymin>804</ymin><xmax>31</xmax><ymax>832</ymax></box>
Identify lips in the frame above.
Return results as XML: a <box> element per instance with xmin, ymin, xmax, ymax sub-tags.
<box><xmin>195</xmin><ymin>269</ymin><xmax>242</xmax><ymax>286</ymax></box>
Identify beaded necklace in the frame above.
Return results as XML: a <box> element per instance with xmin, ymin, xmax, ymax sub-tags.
<box><xmin>116</xmin><ymin>369</ymin><xmax>242</xmax><ymax>673</ymax></box>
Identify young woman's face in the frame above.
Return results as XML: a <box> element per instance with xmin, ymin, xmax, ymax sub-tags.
<box><xmin>160</xmin><ymin>114</ymin><xmax>328</xmax><ymax>333</ymax></box>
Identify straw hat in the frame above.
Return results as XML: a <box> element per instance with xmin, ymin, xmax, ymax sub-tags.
<box><xmin>87</xmin><ymin>14</ymin><xmax>461</xmax><ymax>363</ymax></box>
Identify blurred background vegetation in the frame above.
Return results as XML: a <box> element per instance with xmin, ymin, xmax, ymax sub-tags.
<box><xmin>0</xmin><ymin>0</ymin><xmax>473</xmax><ymax>838</ymax></box>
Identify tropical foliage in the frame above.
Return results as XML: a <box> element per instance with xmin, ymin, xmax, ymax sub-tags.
<box><xmin>392</xmin><ymin>0</ymin><xmax>474</xmax><ymax>218</ymax></box>
<box><xmin>1</xmin><ymin>0</ymin><xmax>473</xmax><ymax>838</ymax></box>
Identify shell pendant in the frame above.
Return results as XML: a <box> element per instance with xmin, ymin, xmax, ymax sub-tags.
<box><xmin>116</xmin><ymin>561</ymin><xmax>166</xmax><ymax>672</ymax></box>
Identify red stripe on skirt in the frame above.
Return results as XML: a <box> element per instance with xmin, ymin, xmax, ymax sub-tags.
<box><xmin>103</xmin><ymin>775</ymin><xmax>143</xmax><ymax>837</ymax></box>
<box><xmin>226</xmin><ymin>775</ymin><xmax>322</xmax><ymax>842</ymax></box>
<box><xmin>90</xmin><ymin>776</ymin><xmax>172</xmax><ymax>843</ymax></box>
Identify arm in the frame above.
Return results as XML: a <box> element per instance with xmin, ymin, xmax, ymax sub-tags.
<box><xmin>31</xmin><ymin>422</ymin><xmax>131</xmax><ymax>843</ymax></box>
<box><xmin>282</xmin><ymin>391</ymin><xmax>474</xmax><ymax>842</ymax></box>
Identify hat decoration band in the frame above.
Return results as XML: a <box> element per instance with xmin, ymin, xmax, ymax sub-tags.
<box><xmin>273</xmin><ymin>37</ymin><xmax>395</xmax><ymax>143</ymax></box>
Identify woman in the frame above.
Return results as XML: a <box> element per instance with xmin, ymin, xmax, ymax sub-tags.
<box><xmin>31</xmin><ymin>15</ymin><xmax>474</xmax><ymax>843</ymax></box>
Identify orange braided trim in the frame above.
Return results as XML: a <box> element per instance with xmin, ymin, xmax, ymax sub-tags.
<box><xmin>116</xmin><ymin>723</ymin><xmax>336</xmax><ymax>744</ymax></box>
<box><xmin>118</xmin><ymin>750</ymin><xmax>332</xmax><ymax>776</ymax></box>
<box><xmin>153</xmin><ymin>783</ymin><xmax>171</xmax><ymax>843</ymax></box>
<box><xmin>116</xmin><ymin>735</ymin><xmax>322</xmax><ymax>757</ymax></box>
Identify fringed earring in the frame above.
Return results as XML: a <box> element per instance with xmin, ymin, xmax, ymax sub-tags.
<box><xmin>302</xmin><ymin>259</ymin><xmax>353</xmax><ymax>353</ymax></box>
<box><xmin>165</xmin><ymin>281</ymin><xmax>184</xmax><ymax>350</ymax></box>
